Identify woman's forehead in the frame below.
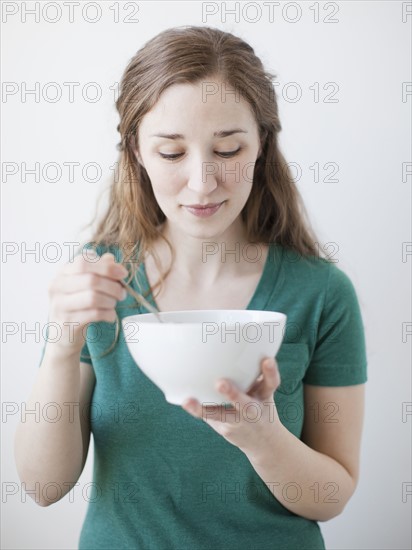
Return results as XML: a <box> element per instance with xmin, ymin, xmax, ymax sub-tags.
<box><xmin>139</xmin><ymin>81</ymin><xmax>257</xmax><ymax>136</ymax></box>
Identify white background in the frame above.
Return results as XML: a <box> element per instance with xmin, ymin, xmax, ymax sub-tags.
<box><xmin>1</xmin><ymin>1</ymin><xmax>411</xmax><ymax>548</ymax></box>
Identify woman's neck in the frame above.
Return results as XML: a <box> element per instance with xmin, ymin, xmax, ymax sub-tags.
<box><xmin>150</xmin><ymin>219</ymin><xmax>263</xmax><ymax>287</ymax></box>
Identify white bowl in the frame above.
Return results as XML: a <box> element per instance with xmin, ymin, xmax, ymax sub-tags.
<box><xmin>122</xmin><ymin>310</ymin><xmax>287</xmax><ymax>406</ymax></box>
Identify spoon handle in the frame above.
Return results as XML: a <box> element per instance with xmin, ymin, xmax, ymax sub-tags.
<box><xmin>119</xmin><ymin>280</ymin><xmax>163</xmax><ymax>323</ymax></box>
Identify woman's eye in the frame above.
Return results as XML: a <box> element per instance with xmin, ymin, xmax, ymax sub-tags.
<box><xmin>218</xmin><ymin>148</ymin><xmax>241</xmax><ymax>158</ymax></box>
<box><xmin>158</xmin><ymin>147</ymin><xmax>242</xmax><ymax>161</ymax></box>
<box><xmin>159</xmin><ymin>153</ymin><xmax>183</xmax><ymax>160</ymax></box>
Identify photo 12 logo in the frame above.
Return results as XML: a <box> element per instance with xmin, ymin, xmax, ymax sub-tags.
<box><xmin>1</xmin><ymin>2</ymin><xmax>141</xmax><ymax>24</ymax></box>
<box><xmin>201</xmin><ymin>2</ymin><xmax>341</xmax><ymax>24</ymax></box>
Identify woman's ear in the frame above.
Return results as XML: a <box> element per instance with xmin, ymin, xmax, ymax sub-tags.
<box><xmin>133</xmin><ymin>149</ymin><xmax>145</xmax><ymax>168</ymax></box>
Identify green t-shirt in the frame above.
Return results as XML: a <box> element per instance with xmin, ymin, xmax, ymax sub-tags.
<box><xmin>39</xmin><ymin>242</ymin><xmax>368</xmax><ymax>549</ymax></box>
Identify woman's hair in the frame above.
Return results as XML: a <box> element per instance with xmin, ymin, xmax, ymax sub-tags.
<box><xmin>78</xmin><ymin>25</ymin><xmax>331</xmax><ymax>359</ymax></box>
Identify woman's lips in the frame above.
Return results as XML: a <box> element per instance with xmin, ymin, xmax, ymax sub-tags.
<box><xmin>183</xmin><ymin>202</ymin><xmax>225</xmax><ymax>217</ymax></box>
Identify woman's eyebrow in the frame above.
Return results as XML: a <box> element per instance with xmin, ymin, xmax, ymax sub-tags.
<box><xmin>149</xmin><ymin>129</ymin><xmax>248</xmax><ymax>140</ymax></box>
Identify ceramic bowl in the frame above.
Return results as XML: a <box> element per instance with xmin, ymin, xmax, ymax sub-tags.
<box><xmin>122</xmin><ymin>309</ymin><xmax>287</xmax><ymax>405</ymax></box>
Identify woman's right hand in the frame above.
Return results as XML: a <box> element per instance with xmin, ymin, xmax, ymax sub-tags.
<box><xmin>46</xmin><ymin>251</ymin><xmax>128</xmax><ymax>358</ymax></box>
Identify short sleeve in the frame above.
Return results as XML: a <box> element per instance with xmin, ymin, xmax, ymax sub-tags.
<box><xmin>303</xmin><ymin>263</ymin><xmax>368</xmax><ymax>386</ymax></box>
<box><xmin>80</xmin><ymin>339</ymin><xmax>93</xmax><ymax>365</ymax></box>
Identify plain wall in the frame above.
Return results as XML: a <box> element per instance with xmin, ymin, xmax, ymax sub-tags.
<box><xmin>2</xmin><ymin>1</ymin><xmax>411</xmax><ymax>548</ymax></box>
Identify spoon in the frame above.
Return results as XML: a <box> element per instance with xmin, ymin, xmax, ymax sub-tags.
<box><xmin>119</xmin><ymin>279</ymin><xmax>164</xmax><ymax>323</ymax></box>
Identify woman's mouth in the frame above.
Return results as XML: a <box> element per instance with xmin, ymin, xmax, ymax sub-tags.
<box><xmin>183</xmin><ymin>201</ymin><xmax>225</xmax><ymax>218</ymax></box>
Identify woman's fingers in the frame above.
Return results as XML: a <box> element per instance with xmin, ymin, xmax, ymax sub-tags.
<box><xmin>244</xmin><ymin>372</ymin><xmax>264</xmax><ymax>395</ymax></box>
<box><xmin>45</xmin><ymin>252</ymin><xmax>129</xmax><ymax>354</ymax></box>
<box><xmin>182</xmin><ymin>357</ymin><xmax>281</xmax><ymax>421</ymax></box>
<box><xmin>242</xmin><ymin>357</ymin><xmax>281</xmax><ymax>400</ymax></box>
<box><xmin>217</xmin><ymin>358</ymin><xmax>281</xmax><ymax>405</ymax></box>
<box><xmin>57</xmin><ymin>290</ymin><xmax>119</xmax><ymax>312</ymax></box>
<box><xmin>50</xmin><ymin>272</ymin><xmax>127</xmax><ymax>302</ymax></box>
<box><xmin>253</xmin><ymin>358</ymin><xmax>281</xmax><ymax>400</ymax></box>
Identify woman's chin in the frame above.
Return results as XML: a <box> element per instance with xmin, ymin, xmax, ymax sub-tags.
<box><xmin>161</xmin><ymin>204</ymin><xmax>242</xmax><ymax>241</ymax></box>
<box><xmin>182</xmin><ymin>224</ymin><xmax>226</xmax><ymax>240</ymax></box>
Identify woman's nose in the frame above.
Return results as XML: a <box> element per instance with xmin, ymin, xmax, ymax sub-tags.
<box><xmin>186</xmin><ymin>156</ymin><xmax>218</xmax><ymax>194</ymax></box>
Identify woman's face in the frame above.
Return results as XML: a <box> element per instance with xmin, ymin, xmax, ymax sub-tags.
<box><xmin>134</xmin><ymin>77</ymin><xmax>262</xmax><ymax>240</ymax></box>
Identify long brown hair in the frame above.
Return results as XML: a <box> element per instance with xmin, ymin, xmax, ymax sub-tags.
<box><xmin>79</xmin><ymin>25</ymin><xmax>330</xmax><ymax>358</ymax></box>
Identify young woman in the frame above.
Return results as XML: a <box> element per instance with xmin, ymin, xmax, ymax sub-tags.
<box><xmin>15</xmin><ymin>26</ymin><xmax>367</xmax><ymax>549</ymax></box>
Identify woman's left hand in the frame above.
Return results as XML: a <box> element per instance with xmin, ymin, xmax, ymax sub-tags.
<box><xmin>181</xmin><ymin>357</ymin><xmax>283</xmax><ymax>455</ymax></box>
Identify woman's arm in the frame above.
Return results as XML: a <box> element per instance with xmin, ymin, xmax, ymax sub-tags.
<box><xmin>183</xmin><ymin>358</ymin><xmax>365</xmax><ymax>522</ymax></box>
<box><xmin>14</xmin><ymin>252</ymin><xmax>127</xmax><ymax>506</ymax></box>
<box><xmin>14</xmin><ymin>348</ymin><xmax>96</xmax><ymax>507</ymax></box>
<box><xmin>243</xmin><ymin>383</ymin><xmax>365</xmax><ymax>522</ymax></box>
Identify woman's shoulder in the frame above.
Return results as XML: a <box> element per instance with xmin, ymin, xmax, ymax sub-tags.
<box><xmin>271</xmin><ymin>242</ymin><xmax>330</xmax><ymax>272</ymax></box>
<box><xmin>273</xmin><ymin>243</ymin><xmax>355</xmax><ymax>294</ymax></box>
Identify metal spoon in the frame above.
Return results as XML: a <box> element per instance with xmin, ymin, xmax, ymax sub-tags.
<box><xmin>119</xmin><ymin>279</ymin><xmax>164</xmax><ymax>323</ymax></box>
